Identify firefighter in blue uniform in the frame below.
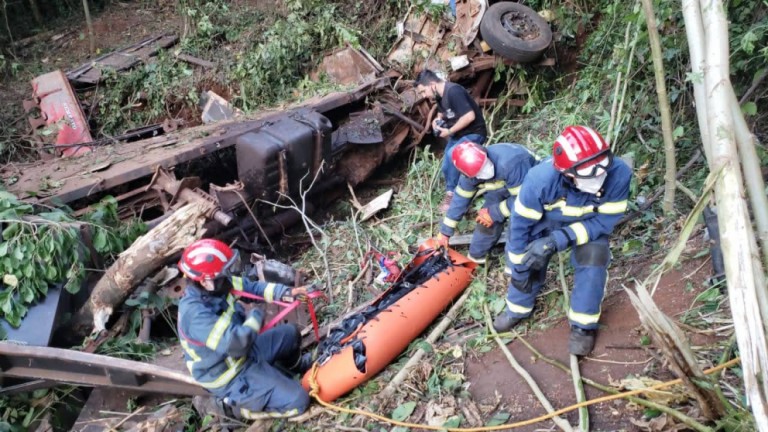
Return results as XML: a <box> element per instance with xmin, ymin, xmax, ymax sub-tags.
<box><xmin>436</xmin><ymin>141</ymin><xmax>538</xmax><ymax>264</ymax></box>
<box><xmin>493</xmin><ymin>126</ymin><xmax>632</xmax><ymax>356</ymax></box>
<box><xmin>177</xmin><ymin>239</ymin><xmax>312</xmax><ymax>419</ymax></box>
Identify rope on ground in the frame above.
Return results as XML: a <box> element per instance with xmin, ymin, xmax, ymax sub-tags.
<box><xmin>306</xmin><ymin>350</ymin><xmax>741</xmax><ymax>432</ymax></box>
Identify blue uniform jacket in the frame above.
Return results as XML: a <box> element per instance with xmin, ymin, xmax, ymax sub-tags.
<box><xmin>440</xmin><ymin>143</ymin><xmax>538</xmax><ymax>237</ymax></box>
<box><xmin>178</xmin><ymin>276</ymin><xmax>290</xmax><ymax>390</ymax></box>
<box><xmin>507</xmin><ymin>158</ymin><xmax>631</xmax><ymax>269</ymax></box>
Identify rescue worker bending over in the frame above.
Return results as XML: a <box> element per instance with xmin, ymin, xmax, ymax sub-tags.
<box><xmin>494</xmin><ymin>126</ymin><xmax>631</xmax><ymax>356</ymax></box>
<box><xmin>177</xmin><ymin>239</ymin><xmax>312</xmax><ymax>419</ymax></box>
<box><xmin>436</xmin><ymin>141</ymin><xmax>537</xmax><ymax>264</ymax></box>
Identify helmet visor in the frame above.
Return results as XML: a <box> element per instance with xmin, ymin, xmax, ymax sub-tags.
<box><xmin>218</xmin><ymin>249</ymin><xmax>242</xmax><ymax>279</ymax></box>
<box><xmin>568</xmin><ymin>151</ymin><xmax>613</xmax><ymax>179</ymax></box>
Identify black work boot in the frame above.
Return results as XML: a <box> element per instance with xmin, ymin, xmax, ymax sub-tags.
<box><xmin>568</xmin><ymin>326</ymin><xmax>597</xmax><ymax>356</ymax></box>
<box><xmin>493</xmin><ymin>312</ymin><xmax>522</xmax><ymax>333</ymax></box>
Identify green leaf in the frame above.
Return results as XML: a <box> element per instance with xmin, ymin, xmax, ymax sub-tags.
<box><xmin>93</xmin><ymin>229</ymin><xmax>108</xmax><ymax>252</ymax></box>
<box><xmin>21</xmin><ymin>406</ymin><xmax>35</xmax><ymax>427</ymax></box>
<box><xmin>442</xmin><ymin>415</ymin><xmax>462</xmax><ymax>428</ymax></box>
<box><xmin>486</xmin><ymin>411</ymin><xmax>511</xmax><ymax>426</ymax></box>
<box><xmin>742</xmin><ymin>101</ymin><xmax>757</xmax><ymax>116</ymax></box>
<box><xmin>0</xmin><ymin>242</ymin><xmax>8</xmax><ymax>257</ymax></box>
<box><xmin>643</xmin><ymin>408</ymin><xmax>662</xmax><ymax>418</ymax></box>
<box><xmin>20</xmin><ymin>285</ymin><xmax>35</xmax><ymax>303</ymax></box>
<box><xmin>672</xmin><ymin>126</ymin><xmax>684</xmax><ymax>140</ymax></box>
<box><xmin>391</xmin><ymin>401</ymin><xmax>417</xmax><ymax>421</ymax></box>
<box><xmin>416</xmin><ymin>340</ymin><xmax>433</xmax><ymax>353</ymax></box>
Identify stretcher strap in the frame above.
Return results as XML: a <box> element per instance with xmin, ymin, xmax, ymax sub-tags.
<box><xmin>230</xmin><ymin>290</ymin><xmax>323</xmax><ymax>340</ymax></box>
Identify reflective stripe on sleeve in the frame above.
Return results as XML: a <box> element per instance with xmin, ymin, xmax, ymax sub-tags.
<box><xmin>598</xmin><ymin>200</ymin><xmax>628</xmax><ymax>214</ymax></box>
<box><xmin>263</xmin><ymin>282</ymin><xmax>277</xmax><ymax>302</ymax></box>
<box><xmin>499</xmin><ymin>201</ymin><xmax>511</xmax><ymax>217</ymax></box>
<box><xmin>514</xmin><ymin>199</ymin><xmax>543</xmax><ymax>220</ymax></box>
<box><xmin>443</xmin><ymin>217</ymin><xmax>459</xmax><ymax>228</ymax></box>
<box><xmin>569</xmin><ymin>222</ymin><xmax>589</xmax><ymax>245</ymax></box>
<box><xmin>455</xmin><ymin>186</ymin><xmax>475</xmax><ymax>198</ymax></box>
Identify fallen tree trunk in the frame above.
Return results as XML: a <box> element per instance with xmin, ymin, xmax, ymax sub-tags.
<box><xmin>71</xmin><ymin>201</ymin><xmax>215</xmax><ymax>337</ymax></box>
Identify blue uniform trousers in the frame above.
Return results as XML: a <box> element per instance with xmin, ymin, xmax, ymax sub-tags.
<box><xmin>442</xmin><ymin>133</ymin><xmax>487</xmax><ymax>192</ymax></box>
<box><xmin>505</xmin><ymin>235</ymin><xmax>610</xmax><ymax>330</ymax></box>
<box><xmin>217</xmin><ymin>324</ymin><xmax>309</xmax><ymax>418</ymax></box>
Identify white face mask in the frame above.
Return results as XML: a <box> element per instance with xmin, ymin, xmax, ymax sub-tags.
<box><xmin>573</xmin><ymin>171</ymin><xmax>608</xmax><ymax>194</ymax></box>
<box><xmin>475</xmin><ymin>159</ymin><xmax>495</xmax><ymax>180</ymax></box>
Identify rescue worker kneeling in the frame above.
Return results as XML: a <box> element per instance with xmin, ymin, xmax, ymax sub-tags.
<box><xmin>435</xmin><ymin>140</ymin><xmax>537</xmax><ymax>264</ymax></box>
<box><xmin>495</xmin><ymin>126</ymin><xmax>632</xmax><ymax>356</ymax></box>
<box><xmin>177</xmin><ymin>239</ymin><xmax>313</xmax><ymax>419</ymax></box>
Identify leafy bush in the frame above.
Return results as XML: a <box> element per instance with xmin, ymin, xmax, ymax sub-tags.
<box><xmin>0</xmin><ymin>193</ymin><xmax>145</xmax><ymax>327</ymax></box>
<box><xmin>228</xmin><ymin>0</ymin><xmax>360</xmax><ymax>109</ymax></box>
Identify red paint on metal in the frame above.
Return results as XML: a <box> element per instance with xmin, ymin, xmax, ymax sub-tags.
<box><xmin>30</xmin><ymin>70</ymin><xmax>93</xmax><ymax>157</ymax></box>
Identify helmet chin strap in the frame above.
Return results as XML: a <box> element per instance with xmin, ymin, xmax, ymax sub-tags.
<box><xmin>208</xmin><ymin>278</ymin><xmax>233</xmax><ymax>296</ymax></box>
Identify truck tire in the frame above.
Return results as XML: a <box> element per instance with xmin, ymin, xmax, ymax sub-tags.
<box><xmin>480</xmin><ymin>2</ymin><xmax>552</xmax><ymax>63</ymax></box>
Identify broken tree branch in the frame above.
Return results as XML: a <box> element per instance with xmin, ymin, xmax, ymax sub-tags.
<box><xmin>261</xmin><ymin>164</ymin><xmax>333</xmax><ymax>302</ymax></box>
<box><xmin>625</xmin><ymin>283</ymin><xmax>726</xmax><ymax>419</ymax></box>
<box><xmin>483</xmin><ymin>305</ymin><xmax>574</xmax><ymax>432</ymax></box>
<box><xmin>71</xmin><ymin>201</ymin><xmax>215</xmax><ymax>337</ymax></box>
<box><xmin>640</xmin><ymin>0</ymin><xmax>676</xmax><ymax>213</ymax></box>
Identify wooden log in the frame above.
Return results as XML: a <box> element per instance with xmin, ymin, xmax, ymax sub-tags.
<box><xmin>70</xmin><ymin>202</ymin><xmax>215</xmax><ymax>338</ymax></box>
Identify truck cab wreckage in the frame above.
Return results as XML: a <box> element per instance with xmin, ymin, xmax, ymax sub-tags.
<box><xmin>0</xmin><ymin>0</ymin><xmax>555</xmax><ymax>419</ymax></box>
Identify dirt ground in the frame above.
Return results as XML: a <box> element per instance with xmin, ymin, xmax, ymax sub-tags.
<box><xmin>465</xmin><ymin>250</ymin><xmax>720</xmax><ymax>431</ymax></box>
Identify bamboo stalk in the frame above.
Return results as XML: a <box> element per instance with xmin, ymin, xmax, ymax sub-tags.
<box><xmin>82</xmin><ymin>0</ymin><xmax>95</xmax><ymax>53</ymax></box>
<box><xmin>612</xmin><ymin>19</ymin><xmax>640</xmax><ymax>148</ymax></box>
<box><xmin>640</xmin><ymin>0</ymin><xmax>676</xmax><ymax>213</ymax></box>
<box><xmin>557</xmin><ymin>253</ymin><xmax>569</xmax><ymax>314</ymax></box>
<box><xmin>513</xmin><ymin>334</ymin><xmax>714</xmax><ymax>432</ymax></box>
<box><xmin>698</xmin><ymin>0</ymin><xmax>768</xmax><ymax>428</ymax></box>
<box><xmin>570</xmin><ymin>355</ymin><xmax>589</xmax><ymax>432</ymax></box>
<box><xmin>727</xmin><ymin>87</ymin><xmax>768</xmax><ymax>271</ymax></box>
<box><xmin>27</xmin><ymin>0</ymin><xmax>43</xmax><ymax>28</ymax></box>
<box><xmin>681</xmin><ymin>0</ymin><xmax>712</xmax><ymax>161</ymax></box>
<box><xmin>483</xmin><ymin>305</ymin><xmax>574</xmax><ymax>432</ymax></box>
<box><xmin>607</xmin><ymin>22</ymin><xmax>632</xmax><ymax>142</ymax></box>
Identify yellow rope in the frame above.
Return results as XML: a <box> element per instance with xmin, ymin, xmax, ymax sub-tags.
<box><xmin>307</xmin><ymin>357</ymin><xmax>741</xmax><ymax>431</ymax></box>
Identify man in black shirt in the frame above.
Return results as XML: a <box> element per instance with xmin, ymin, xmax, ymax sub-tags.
<box><xmin>415</xmin><ymin>70</ymin><xmax>488</xmax><ymax>211</ymax></box>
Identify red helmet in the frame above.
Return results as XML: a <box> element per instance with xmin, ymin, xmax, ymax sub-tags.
<box><xmin>178</xmin><ymin>239</ymin><xmax>239</xmax><ymax>281</ymax></box>
<box><xmin>452</xmin><ymin>141</ymin><xmax>488</xmax><ymax>177</ymax></box>
<box><xmin>553</xmin><ymin>126</ymin><xmax>613</xmax><ymax>178</ymax></box>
